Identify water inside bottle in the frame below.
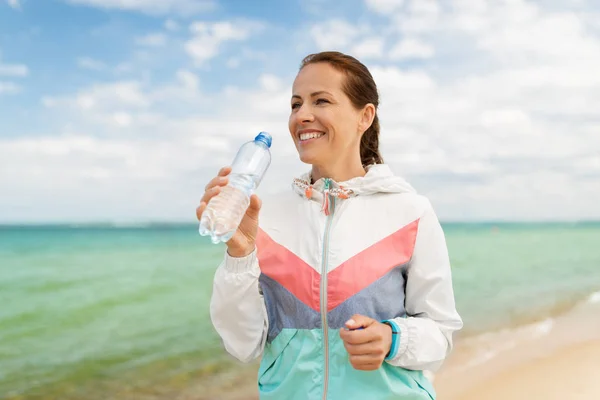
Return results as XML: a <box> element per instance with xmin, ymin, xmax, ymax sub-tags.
<box><xmin>199</xmin><ymin>173</ymin><xmax>259</xmax><ymax>244</ymax></box>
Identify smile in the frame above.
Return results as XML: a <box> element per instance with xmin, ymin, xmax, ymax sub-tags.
<box><xmin>299</xmin><ymin>131</ymin><xmax>325</xmax><ymax>142</ymax></box>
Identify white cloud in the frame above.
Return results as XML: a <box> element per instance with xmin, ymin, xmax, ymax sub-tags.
<box><xmin>310</xmin><ymin>19</ymin><xmax>367</xmax><ymax>50</ymax></box>
<box><xmin>185</xmin><ymin>20</ymin><xmax>262</xmax><ymax>66</ymax></box>
<box><xmin>258</xmin><ymin>74</ymin><xmax>283</xmax><ymax>92</ymax></box>
<box><xmin>6</xmin><ymin>0</ymin><xmax>20</xmax><ymax>9</ymax></box>
<box><xmin>40</xmin><ymin>70</ymin><xmax>216</xmax><ymax>133</ymax></box>
<box><xmin>111</xmin><ymin>111</ymin><xmax>133</xmax><ymax>127</ymax></box>
<box><xmin>0</xmin><ymin>81</ymin><xmax>20</xmax><ymax>94</ymax></box>
<box><xmin>3</xmin><ymin>0</ymin><xmax>600</xmax><ymax>222</ymax></box>
<box><xmin>0</xmin><ymin>51</ymin><xmax>28</xmax><ymax>79</ymax></box>
<box><xmin>77</xmin><ymin>57</ymin><xmax>107</xmax><ymax>71</ymax></box>
<box><xmin>389</xmin><ymin>37</ymin><xmax>434</xmax><ymax>59</ymax></box>
<box><xmin>63</xmin><ymin>0</ymin><xmax>216</xmax><ymax>16</ymax></box>
<box><xmin>2</xmin><ymin>71</ymin><xmax>298</xmax><ymax>222</ymax></box>
<box><xmin>365</xmin><ymin>0</ymin><xmax>404</xmax><ymax>14</ymax></box>
<box><xmin>476</xmin><ymin>9</ymin><xmax>600</xmax><ymax>64</ymax></box>
<box><xmin>43</xmin><ymin>81</ymin><xmax>152</xmax><ymax>121</ymax></box>
<box><xmin>0</xmin><ymin>135</ymin><xmax>201</xmax><ymax>222</ymax></box>
<box><xmin>135</xmin><ymin>33</ymin><xmax>167</xmax><ymax>47</ymax></box>
<box><xmin>176</xmin><ymin>70</ymin><xmax>199</xmax><ymax>91</ymax></box>
<box><xmin>0</xmin><ymin>63</ymin><xmax>28</xmax><ymax>77</ymax></box>
<box><xmin>353</xmin><ymin>0</ymin><xmax>600</xmax><ymax>220</ymax></box>
<box><xmin>479</xmin><ymin>108</ymin><xmax>532</xmax><ymax>128</ymax></box>
<box><xmin>0</xmin><ymin>51</ymin><xmax>29</xmax><ymax>78</ymax></box>
<box><xmin>351</xmin><ymin>37</ymin><xmax>385</xmax><ymax>59</ymax></box>
<box><xmin>164</xmin><ymin>19</ymin><xmax>180</xmax><ymax>31</ymax></box>
<box><xmin>224</xmin><ymin>48</ymin><xmax>267</xmax><ymax>69</ymax></box>
<box><xmin>372</xmin><ymin>67</ymin><xmax>436</xmax><ymax>92</ymax></box>
<box><xmin>391</xmin><ymin>0</ymin><xmax>441</xmax><ymax>34</ymax></box>
<box><xmin>226</xmin><ymin>57</ymin><xmax>241</xmax><ymax>69</ymax></box>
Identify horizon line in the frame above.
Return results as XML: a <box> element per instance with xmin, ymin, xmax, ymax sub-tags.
<box><xmin>1</xmin><ymin>219</ymin><xmax>599</xmax><ymax>228</ymax></box>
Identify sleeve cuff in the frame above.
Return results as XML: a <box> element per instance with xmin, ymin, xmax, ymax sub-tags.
<box><xmin>223</xmin><ymin>248</ymin><xmax>259</xmax><ymax>274</ymax></box>
<box><xmin>385</xmin><ymin>318</ymin><xmax>413</xmax><ymax>364</ymax></box>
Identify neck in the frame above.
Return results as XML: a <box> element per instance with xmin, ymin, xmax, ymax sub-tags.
<box><xmin>310</xmin><ymin>160</ymin><xmax>366</xmax><ymax>184</ymax></box>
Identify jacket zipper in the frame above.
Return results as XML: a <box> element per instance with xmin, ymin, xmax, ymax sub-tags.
<box><xmin>320</xmin><ymin>181</ymin><xmax>335</xmax><ymax>400</ymax></box>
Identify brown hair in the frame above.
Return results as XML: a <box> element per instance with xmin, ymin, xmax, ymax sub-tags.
<box><xmin>300</xmin><ymin>51</ymin><xmax>384</xmax><ymax>167</ymax></box>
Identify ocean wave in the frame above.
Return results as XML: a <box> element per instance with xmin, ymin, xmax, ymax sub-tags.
<box><xmin>453</xmin><ymin>317</ymin><xmax>555</xmax><ymax>372</ymax></box>
<box><xmin>587</xmin><ymin>291</ymin><xmax>600</xmax><ymax>304</ymax></box>
<box><xmin>531</xmin><ymin>318</ymin><xmax>555</xmax><ymax>337</ymax></box>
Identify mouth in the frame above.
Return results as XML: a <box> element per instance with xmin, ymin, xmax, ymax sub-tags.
<box><xmin>298</xmin><ymin>130</ymin><xmax>326</xmax><ymax>143</ymax></box>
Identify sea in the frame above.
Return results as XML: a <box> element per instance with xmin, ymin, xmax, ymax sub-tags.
<box><xmin>1</xmin><ymin>222</ymin><xmax>599</xmax><ymax>399</ymax></box>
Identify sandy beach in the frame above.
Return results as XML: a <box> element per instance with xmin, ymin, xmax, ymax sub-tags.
<box><xmin>440</xmin><ymin>341</ymin><xmax>600</xmax><ymax>400</ymax></box>
<box><xmin>200</xmin><ymin>292</ymin><xmax>600</xmax><ymax>400</ymax></box>
<box><xmin>434</xmin><ymin>293</ymin><xmax>600</xmax><ymax>400</ymax></box>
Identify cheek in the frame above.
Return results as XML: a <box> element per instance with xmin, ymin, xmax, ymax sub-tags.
<box><xmin>289</xmin><ymin>111</ymin><xmax>300</xmax><ymax>129</ymax></box>
<box><xmin>323</xmin><ymin>110</ymin><xmax>347</xmax><ymax>135</ymax></box>
<box><xmin>329</xmin><ymin>120</ymin><xmax>355</xmax><ymax>146</ymax></box>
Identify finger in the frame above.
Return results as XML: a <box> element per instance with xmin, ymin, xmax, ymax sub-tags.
<box><xmin>351</xmin><ymin>362</ymin><xmax>381</xmax><ymax>371</ymax></box>
<box><xmin>345</xmin><ymin>315</ymin><xmax>375</xmax><ymax>330</ymax></box>
<box><xmin>349</xmin><ymin>354</ymin><xmax>379</xmax><ymax>365</ymax></box>
<box><xmin>245</xmin><ymin>194</ymin><xmax>262</xmax><ymax>220</ymax></box>
<box><xmin>348</xmin><ymin>353</ymin><xmax>382</xmax><ymax>371</ymax></box>
<box><xmin>217</xmin><ymin>166</ymin><xmax>232</xmax><ymax>177</ymax></box>
<box><xmin>344</xmin><ymin>341</ymin><xmax>381</xmax><ymax>356</ymax></box>
<box><xmin>200</xmin><ymin>185</ymin><xmax>222</xmax><ymax>205</ymax></box>
<box><xmin>204</xmin><ymin>175</ymin><xmax>229</xmax><ymax>191</ymax></box>
<box><xmin>196</xmin><ymin>202</ymin><xmax>207</xmax><ymax>221</ymax></box>
<box><xmin>340</xmin><ymin>328</ymin><xmax>378</xmax><ymax>346</ymax></box>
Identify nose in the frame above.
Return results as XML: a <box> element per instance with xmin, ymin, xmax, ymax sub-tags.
<box><xmin>295</xmin><ymin>104</ymin><xmax>314</xmax><ymax>124</ymax></box>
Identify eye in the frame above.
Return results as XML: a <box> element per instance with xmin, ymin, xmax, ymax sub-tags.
<box><xmin>315</xmin><ymin>98</ymin><xmax>329</xmax><ymax>105</ymax></box>
<box><xmin>291</xmin><ymin>102</ymin><xmax>301</xmax><ymax>110</ymax></box>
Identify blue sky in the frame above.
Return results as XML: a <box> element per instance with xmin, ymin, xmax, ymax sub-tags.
<box><xmin>1</xmin><ymin>0</ymin><xmax>599</xmax><ymax>223</ymax></box>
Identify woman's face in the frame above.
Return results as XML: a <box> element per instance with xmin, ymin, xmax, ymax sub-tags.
<box><xmin>289</xmin><ymin>62</ymin><xmax>365</xmax><ymax>167</ymax></box>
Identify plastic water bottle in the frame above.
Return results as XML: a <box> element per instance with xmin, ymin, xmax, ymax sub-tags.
<box><xmin>199</xmin><ymin>132</ymin><xmax>273</xmax><ymax>244</ymax></box>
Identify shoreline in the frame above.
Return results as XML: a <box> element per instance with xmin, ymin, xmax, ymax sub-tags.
<box><xmin>440</xmin><ymin>340</ymin><xmax>600</xmax><ymax>400</ymax></box>
<box><xmin>434</xmin><ymin>291</ymin><xmax>600</xmax><ymax>399</ymax></box>
<box><xmin>199</xmin><ymin>291</ymin><xmax>600</xmax><ymax>400</ymax></box>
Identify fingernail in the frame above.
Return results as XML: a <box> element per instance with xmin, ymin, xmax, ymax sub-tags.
<box><xmin>346</xmin><ymin>319</ymin><xmax>355</xmax><ymax>326</ymax></box>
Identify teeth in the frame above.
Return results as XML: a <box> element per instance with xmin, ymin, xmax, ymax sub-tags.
<box><xmin>299</xmin><ymin>132</ymin><xmax>324</xmax><ymax>141</ymax></box>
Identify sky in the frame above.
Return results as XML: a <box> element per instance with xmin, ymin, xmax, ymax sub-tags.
<box><xmin>0</xmin><ymin>0</ymin><xmax>599</xmax><ymax>224</ymax></box>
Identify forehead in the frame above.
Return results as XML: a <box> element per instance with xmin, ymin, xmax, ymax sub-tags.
<box><xmin>292</xmin><ymin>63</ymin><xmax>345</xmax><ymax>95</ymax></box>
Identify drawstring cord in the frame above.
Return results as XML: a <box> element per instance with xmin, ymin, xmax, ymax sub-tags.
<box><xmin>293</xmin><ymin>177</ymin><xmax>352</xmax><ymax>215</ymax></box>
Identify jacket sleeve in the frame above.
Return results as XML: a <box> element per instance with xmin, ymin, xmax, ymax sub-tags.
<box><xmin>209</xmin><ymin>249</ymin><xmax>269</xmax><ymax>363</ymax></box>
<box><xmin>384</xmin><ymin>200</ymin><xmax>463</xmax><ymax>372</ymax></box>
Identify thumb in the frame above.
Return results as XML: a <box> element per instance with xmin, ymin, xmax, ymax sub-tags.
<box><xmin>245</xmin><ymin>194</ymin><xmax>262</xmax><ymax>219</ymax></box>
<box><xmin>345</xmin><ymin>314</ymin><xmax>375</xmax><ymax>330</ymax></box>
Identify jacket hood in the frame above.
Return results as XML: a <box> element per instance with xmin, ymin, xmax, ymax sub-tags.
<box><xmin>292</xmin><ymin>164</ymin><xmax>416</xmax><ymax>208</ymax></box>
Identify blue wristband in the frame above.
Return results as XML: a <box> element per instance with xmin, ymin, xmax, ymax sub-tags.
<box><xmin>382</xmin><ymin>320</ymin><xmax>400</xmax><ymax>360</ymax></box>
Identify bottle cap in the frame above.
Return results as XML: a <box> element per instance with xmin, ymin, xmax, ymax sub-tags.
<box><xmin>254</xmin><ymin>131</ymin><xmax>272</xmax><ymax>148</ymax></box>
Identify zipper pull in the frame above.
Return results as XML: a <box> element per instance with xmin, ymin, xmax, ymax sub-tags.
<box><xmin>321</xmin><ymin>178</ymin><xmax>331</xmax><ymax>215</ymax></box>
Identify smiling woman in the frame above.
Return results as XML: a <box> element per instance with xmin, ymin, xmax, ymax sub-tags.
<box><xmin>197</xmin><ymin>51</ymin><xmax>463</xmax><ymax>400</ymax></box>
<box><xmin>289</xmin><ymin>53</ymin><xmax>383</xmax><ymax>183</ymax></box>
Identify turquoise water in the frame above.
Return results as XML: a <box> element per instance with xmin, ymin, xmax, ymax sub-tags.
<box><xmin>1</xmin><ymin>223</ymin><xmax>599</xmax><ymax>399</ymax></box>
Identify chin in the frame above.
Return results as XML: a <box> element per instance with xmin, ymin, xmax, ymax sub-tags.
<box><xmin>297</xmin><ymin>151</ymin><xmax>320</xmax><ymax>165</ymax></box>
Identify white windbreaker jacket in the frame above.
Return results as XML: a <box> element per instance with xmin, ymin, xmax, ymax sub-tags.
<box><xmin>209</xmin><ymin>164</ymin><xmax>463</xmax><ymax>400</ymax></box>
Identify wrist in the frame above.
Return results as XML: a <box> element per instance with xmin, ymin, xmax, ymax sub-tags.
<box><xmin>223</xmin><ymin>247</ymin><xmax>258</xmax><ymax>274</ymax></box>
<box><xmin>227</xmin><ymin>245</ymin><xmax>255</xmax><ymax>258</ymax></box>
<box><xmin>382</xmin><ymin>320</ymin><xmax>400</xmax><ymax>360</ymax></box>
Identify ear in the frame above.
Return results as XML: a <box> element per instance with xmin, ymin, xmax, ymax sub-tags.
<box><xmin>357</xmin><ymin>103</ymin><xmax>376</xmax><ymax>135</ymax></box>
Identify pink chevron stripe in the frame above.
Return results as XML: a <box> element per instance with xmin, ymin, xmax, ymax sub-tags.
<box><xmin>327</xmin><ymin>219</ymin><xmax>420</xmax><ymax>312</ymax></box>
<box><xmin>256</xmin><ymin>228</ymin><xmax>321</xmax><ymax>312</ymax></box>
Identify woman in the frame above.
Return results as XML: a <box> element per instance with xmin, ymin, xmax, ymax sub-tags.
<box><xmin>196</xmin><ymin>51</ymin><xmax>463</xmax><ymax>400</ymax></box>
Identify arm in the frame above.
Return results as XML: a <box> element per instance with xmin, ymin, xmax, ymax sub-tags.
<box><xmin>385</xmin><ymin>200</ymin><xmax>463</xmax><ymax>372</ymax></box>
<box><xmin>209</xmin><ymin>249</ymin><xmax>269</xmax><ymax>363</ymax></box>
